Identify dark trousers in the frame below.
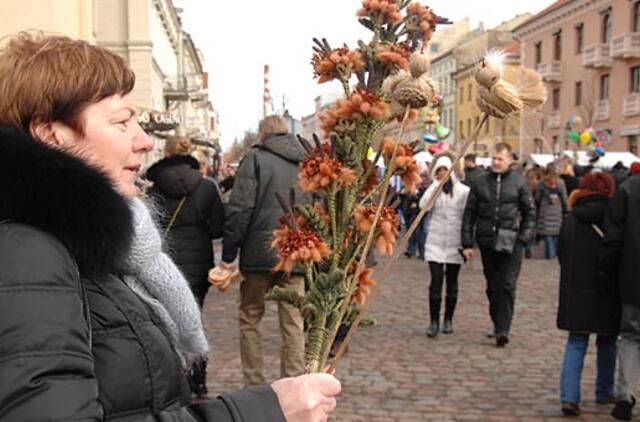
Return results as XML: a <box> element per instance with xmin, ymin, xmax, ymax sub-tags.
<box><xmin>406</xmin><ymin>216</ymin><xmax>426</xmax><ymax>257</ymax></box>
<box><xmin>479</xmin><ymin>245</ymin><xmax>524</xmax><ymax>335</ymax></box>
<box><xmin>428</xmin><ymin>262</ymin><xmax>461</xmax><ymax>322</ymax></box>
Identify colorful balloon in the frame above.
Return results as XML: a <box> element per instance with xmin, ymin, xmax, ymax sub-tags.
<box><xmin>580</xmin><ymin>131</ymin><xmax>592</xmax><ymax>145</ymax></box>
<box><xmin>595</xmin><ymin>146</ymin><xmax>606</xmax><ymax>156</ymax></box>
<box><xmin>435</xmin><ymin>123</ymin><xmax>451</xmax><ymax>140</ymax></box>
<box><xmin>568</xmin><ymin>115</ymin><xmax>584</xmax><ymax>132</ymax></box>
<box><xmin>568</xmin><ymin>131</ymin><xmax>580</xmax><ymax>142</ymax></box>
<box><xmin>422</xmin><ymin>132</ymin><xmax>438</xmax><ymax>143</ymax></box>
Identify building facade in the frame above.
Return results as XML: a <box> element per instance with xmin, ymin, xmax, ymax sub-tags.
<box><xmin>516</xmin><ymin>0</ymin><xmax>640</xmax><ymax>157</ymax></box>
<box><xmin>0</xmin><ymin>0</ymin><xmax>220</xmax><ymax>168</ymax></box>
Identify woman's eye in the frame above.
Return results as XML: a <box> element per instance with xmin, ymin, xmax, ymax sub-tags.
<box><xmin>116</xmin><ymin>121</ymin><xmax>128</xmax><ymax>129</ymax></box>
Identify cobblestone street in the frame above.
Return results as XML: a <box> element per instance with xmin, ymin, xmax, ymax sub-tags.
<box><xmin>203</xmin><ymin>252</ymin><xmax>615</xmax><ymax>421</ymax></box>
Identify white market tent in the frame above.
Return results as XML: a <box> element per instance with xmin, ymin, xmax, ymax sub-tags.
<box><xmin>530</xmin><ymin>151</ymin><xmax>640</xmax><ymax>169</ymax></box>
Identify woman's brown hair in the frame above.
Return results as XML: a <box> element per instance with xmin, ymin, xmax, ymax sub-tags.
<box><xmin>0</xmin><ymin>32</ymin><xmax>135</xmax><ymax>135</ymax></box>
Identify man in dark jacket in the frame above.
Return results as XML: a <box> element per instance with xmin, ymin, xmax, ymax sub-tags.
<box><xmin>463</xmin><ymin>153</ymin><xmax>484</xmax><ymax>187</ymax></box>
<box><xmin>600</xmin><ymin>173</ymin><xmax>640</xmax><ymax>420</ymax></box>
<box><xmin>221</xmin><ymin>116</ymin><xmax>308</xmax><ymax>386</ymax></box>
<box><xmin>462</xmin><ymin>143</ymin><xmax>535</xmax><ymax>347</ymax></box>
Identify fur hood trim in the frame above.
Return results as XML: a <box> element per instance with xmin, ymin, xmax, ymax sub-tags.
<box><xmin>0</xmin><ymin>125</ymin><xmax>133</xmax><ymax>275</ymax></box>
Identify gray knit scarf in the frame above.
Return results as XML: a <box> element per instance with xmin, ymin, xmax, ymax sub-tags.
<box><xmin>119</xmin><ymin>197</ymin><xmax>209</xmax><ymax>361</ymax></box>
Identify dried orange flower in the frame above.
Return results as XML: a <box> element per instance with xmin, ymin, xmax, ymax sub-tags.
<box><xmin>376</xmin><ymin>43</ymin><xmax>411</xmax><ymax>70</ymax></box>
<box><xmin>406</xmin><ymin>2</ymin><xmax>439</xmax><ymax>43</ymax></box>
<box><xmin>272</xmin><ymin>225</ymin><xmax>332</xmax><ymax>273</ymax></box>
<box><xmin>347</xmin><ymin>264</ymin><xmax>377</xmax><ymax>305</ymax></box>
<box><xmin>335</xmin><ymin>88</ymin><xmax>391</xmax><ymax>121</ymax></box>
<box><xmin>356</xmin><ymin>0</ymin><xmax>403</xmax><ymax>25</ymax></box>
<box><xmin>354</xmin><ymin>204</ymin><xmax>400</xmax><ymax>256</ymax></box>
<box><xmin>381</xmin><ymin>137</ymin><xmax>420</xmax><ymax>193</ymax></box>
<box><xmin>296</xmin><ymin>202</ymin><xmax>330</xmax><ymax>230</ymax></box>
<box><xmin>313</xmin><ymin>48</ymin><xmax>366</xmax><ymax>84</ymax></box>
<box><xmin>299</xmin><ymin>147</ymin><xmax>357</xmax><ymax>193</ymax></box>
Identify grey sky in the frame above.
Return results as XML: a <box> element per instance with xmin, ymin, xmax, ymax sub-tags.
<box><xmin>175</xmin><ymin>0</ymin><xmax>555</xmax><ymax>150</ymax></box>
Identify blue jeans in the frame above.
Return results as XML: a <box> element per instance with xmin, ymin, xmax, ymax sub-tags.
<box><xmin>544</xmin><ymin>235</ymin><xmax>558</xmax><ymax>259</ymax></box>
<box><xmin>560</xmin><ymin>333</ymin><xmax>617</xmax><ymax>403</ymax></box>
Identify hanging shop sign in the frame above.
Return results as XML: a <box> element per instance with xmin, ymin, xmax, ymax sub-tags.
<box><xmin>138</xmin><ymin>110</ymin><xmax>180</xmax><ymax>132</ymax></box>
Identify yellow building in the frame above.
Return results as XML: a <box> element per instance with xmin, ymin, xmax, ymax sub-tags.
<box><xmin>453</xmin><ymin>53</ymin><xmax>522</xmax><ymax>157</ymax></box>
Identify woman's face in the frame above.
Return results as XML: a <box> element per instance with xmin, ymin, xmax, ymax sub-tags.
<box><xmin>62</xmin><ymin>94</ymin><xmax>153</xmax><ymax>198</ymax></box>
<box><xmin>435</xmin><ymin>166</ymin><xmax>447</xmax><ymax>181</ymax></box>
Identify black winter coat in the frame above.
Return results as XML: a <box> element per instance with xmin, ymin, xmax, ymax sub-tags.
<box><xmin>147</xmin><ymin>155</ymin><xmax>224</xmax><ymax>294</ymax></box>
<box><xmin>557</xmin><ymin>193</ymin><xmax>620</xmax><ymax>335</ymax></box>
<box><xmin>601</xmin><ymin>174</ymin><xmax>640</xmax><ymax>306</ymax></box>
<box><xmin>0</xmin><ymin>126</ymin><xmax>285</xmax><ymax>421</ymax></box>
<box><xmin>462</xmin><ymin>170</ymin><xmax>536</xmax><ymax>250</ymax></box>
<box><xmin>222</xmin><ymin>134</ymin><xmax>310</xmax><ymax>273</ymax></box>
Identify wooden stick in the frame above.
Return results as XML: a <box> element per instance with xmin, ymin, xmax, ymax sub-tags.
<box><xmin>327</xmin><ymin>112</ymin><xmax>490</xmax><ymax>372</ymax></box>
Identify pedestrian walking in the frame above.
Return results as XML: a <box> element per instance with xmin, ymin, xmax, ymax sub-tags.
<box><xmin>524</xmin><ymin>165</ymin><xmax>543</xmax><ymax>259</ymax></box>
<box><xmin>0</xmin><ymin>33</ymin><xmax>339</xmax><ymax>421</ymax></box>
<box><xmin>600</xmin><ymin>172</ymin><xmax>640</xmax><ymax>421</ymax></box>
<box><xmin>146</xmin><ymin>136</ymin><xmax>225</xmax><ymax>397</ymax></box>
<box><xmin>420</xmin><ymin>152</ymin><xmax>470</xmax><ymax>337</ymax></box>
<box><xmin>462</xmin><ymin>142</ymin><xmax>536</xmax><ymax>347</ymax></box>
<box><xmin>220</xmin><ymin>115</ymin><xmax>309</xmax><ymax>386</ymax></box>
<box><xmin>556</xmin><ymin>172</ymin><xmax>618</xmax><ymax>416</ymax></box>
<box><xmin>462</xmin><ymin>153</ymin><xmax>485</xmax><ymax>186</ymax></box>
<box><xmin>535</xmin><ymin>163</ymin><xmax>568</xmax><ymax>260</ymax></box>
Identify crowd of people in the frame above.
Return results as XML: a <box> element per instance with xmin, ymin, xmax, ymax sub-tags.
<box><xmin>396</xmin><ymin>143</ymin><xmax>640</xmax><ymax>419</ymax></box>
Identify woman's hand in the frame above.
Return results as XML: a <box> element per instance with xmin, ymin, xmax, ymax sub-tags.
<box><xmin>271</xmin><ymin>373</ymin><xmax>341</xmax><ymax>422</ymax></box>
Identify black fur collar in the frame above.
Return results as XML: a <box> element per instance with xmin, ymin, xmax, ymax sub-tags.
<box><xmin>0</xmin><ymin>125</ymin><xmax>133</xmax><ymax>275</ymax></box>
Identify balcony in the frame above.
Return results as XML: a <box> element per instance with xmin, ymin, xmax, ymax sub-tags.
<box><xmin>595</xmin><ymin>100</ymin><xmax>610</xmax><ymax>121</ymax></box>
<box><xmin>536</xmin><ymin>61</ymin><xmax>562</xmax><ymax>82</ymax></box>
<box><xmin>611</xmin><ymin>33</ymin><xmax>640</xmax><ymax>60</ymax></box>
<box><xmin>582</xmin><ymin>43</ymin><xmax>612</xmax><ymax>68</ymax></box>
<box><xmin>548</xmin><ymin>110</ymin><xmax>561</xmax><ymax>129</ymax></box>
<box><xmin>623</xmin><ymin>93</ymin><xmax>640</xmax><ymax>116</ymax></box>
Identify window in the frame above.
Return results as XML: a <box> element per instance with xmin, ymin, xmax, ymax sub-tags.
<box><xmin>468</xmin><ymin>83</ymin><xmax>472</xmax><ymax>102</ymax></box>
<box><xmin>630</xmin><ymin>135</ymin><xmax>638</xmax><ymax>154</ymax></box>
<box><xmin>553</xmin><ymin>31</ymin><xmax>562</xmax><ymax>61</ymax></box>
<box><xmin>485</xmin><ymin>117</ymin><xmax>490</xmax><ymax>134</ymax></box>
<box><xmin>467</xmin><ymin>118</ymin><xmax>471</xmax><ymax>138</ymax></box>
<box><xmin>575</xmin><ymin>81</ymin><xmax>582</xmax><ymax>106</ymax></box>
<box><xmin>603</xmin><ymin>12</ymin><xmax>612</xmax><ymax>44</ymax></box>
<box><xmin>635</xmin><ymin>2</ymin><xmax>640</xmax><ymax>32</ymax></box>
<box><xmin>430</xmin><ymin>43</ymin><xmax>439</xmax><ymax>54</ymax></box>
<box><xmin>460</xmin><ymin>87</ymin><xmax>464</xmax><ymax>104</ymax></box>
<box><xmin>552</xmin><ymin>88</ymin><xmax>561</xmax><ymax>110</ymax></box>
<box><xmin>475</xmin><ymin>116</ymin><xmax>479</xmax><ymax>134</ymax></box>
<box><xmin>601</xmin><ymin>74</ymin><xmax>610</xmax><ymax>100</ymax></box>
<box><xmin>535</xmin><ymin>41</ymin><xmax>542</xmax><ymax>66</ymax></box>
<box><xmin>553</xmin><ymin>135</ymin><xmax>560</xmax><ymax>154</ymax></box>
<box><xmin>632</xmin><ymin>66</ymin><xmax>640</xmax><ymax>93</ymax></box>
<box><xmin>459</xmin><ymin>121</ymin><xmax>464</xmax><ymax>138</ymax></box>
<box><xmin>575</xmin><ymin>23</ymin><xmax>584</xmax><ymax>54</ymax></box>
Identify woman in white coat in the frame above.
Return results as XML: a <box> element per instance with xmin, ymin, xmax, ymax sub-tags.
<box><xmin>420</xmin><ymin>152</ymin><xmax>470</xmax><ymax>337</ymax></box>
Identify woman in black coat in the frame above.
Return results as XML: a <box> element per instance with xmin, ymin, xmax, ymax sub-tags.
<box><xmin>557</xmin><ymin>172</ymin><xmax>618</xmax><ymax>416</ymax></box>
<box><xmin>0</xmin><ymin>33</ymin><xmax>339</xmax><ymax>422</ymax></box>
<box><xmin>147</xmin><ymin>137</ymin><xmax>225</xmax><ymax>397</ymax></box>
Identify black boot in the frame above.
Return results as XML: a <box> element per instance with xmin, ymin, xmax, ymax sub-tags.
<box><xmin>427</xmin><ymin>296</ymin><xmax>441</xmax><ymax>337</ymax></box>
<box><xmin>190</xmin><ymin>359</ymin><xmax>208</xmax><ymax>397</ymax></box>
<box><xmin>442</xmin><ymin>297</ymin><xmax>457</xmax><ymax>334</ymax></box>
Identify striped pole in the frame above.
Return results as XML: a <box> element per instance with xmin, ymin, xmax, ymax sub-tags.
<box><xmin>263</xmin><ymin>64</ymin><xmax>270</xmax><ymax>118</ymax></box>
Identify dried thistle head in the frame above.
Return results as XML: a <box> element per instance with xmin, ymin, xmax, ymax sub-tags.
<box><xmin>312</xmin><ymin>47</ymin><xmax>366</xmax><ymax>84</ymax></box>
<box><xmin>357</xmin><ymin>0</ymin><xmax>403</xmax><ymax>25</ymax></box>
<box><xmin>299</xmin><ymin>145</ymin><xmax>357</xmax><ymax>193</ymax></box>
<box><xmin>272</xmin><ymin>225</ymin><xmax>332</xmax><ymax>273</ymax></box>
<box><xmin>354</xmin><ymin>204</ymin><xmax>400</xmax><ymax>256</ymax></box>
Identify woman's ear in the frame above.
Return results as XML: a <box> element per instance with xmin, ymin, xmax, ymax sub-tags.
<box><xmin>30</xmin><ymin>121</ymin><xmax>77</xmax><ymax>146</ymax></box>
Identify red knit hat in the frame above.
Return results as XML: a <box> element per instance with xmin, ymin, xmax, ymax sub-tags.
<box><xmin>631</xmin><ymin>162</ymin><xmax>640</xmax><ymax>176</ymax></box>
<box><xmin>578</xmin><ymin>172</ymin><xmax>616</xmax><ymax>197</ymax></box>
